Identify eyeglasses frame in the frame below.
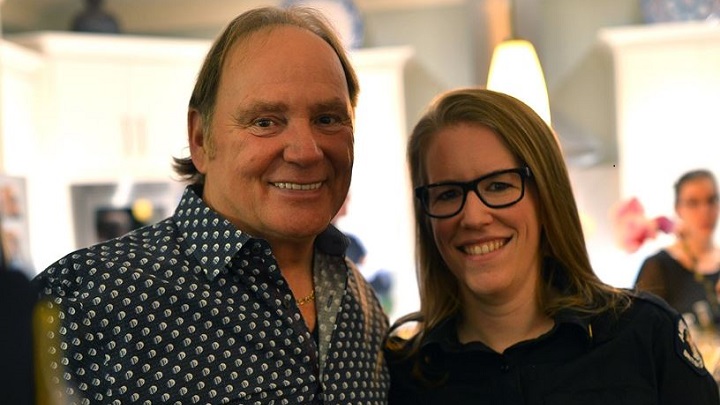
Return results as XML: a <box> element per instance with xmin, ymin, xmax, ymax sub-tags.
<box><xmin>414</xmin><ymin>166</ymin><xmax>533</xmax><ymax>219</ymax></box>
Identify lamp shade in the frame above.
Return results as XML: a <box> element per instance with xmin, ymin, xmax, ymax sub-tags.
<box><xmin>487</xmin><ymin>39</ymin><xmax>551</xmax><ymax>125</ymax></box>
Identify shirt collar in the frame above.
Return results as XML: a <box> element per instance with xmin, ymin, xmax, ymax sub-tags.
<box><xmin>420</xmin><ymin>307</ymin><xmax>594</xmax><ymax>354</ymax></box>
<box><xmin>173</xmin><ymin>185</ymin><xmax>349</xmax><ymax>281</ymax></box>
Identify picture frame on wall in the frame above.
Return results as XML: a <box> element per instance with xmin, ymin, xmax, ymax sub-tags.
<box><xmin>0</xmin><ymin>175</ymin><xmax>34</xmax><ymax>277</ymax></box>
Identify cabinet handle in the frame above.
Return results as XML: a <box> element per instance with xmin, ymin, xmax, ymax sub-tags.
<box><xmin>136</xmin><ymin>117</ymin><xmax>147</xmax><ymax>156</ymax></box>
<box><xmin>121</xmin><ymin>116</ymin><xmax>133</xmax><ymax>156</ymax></box>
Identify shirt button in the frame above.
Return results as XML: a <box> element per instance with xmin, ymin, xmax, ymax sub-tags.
<box><xmin>500</xmin><ymin>364</ymin><xmax>510</xmax><ymax>372</ymax></box>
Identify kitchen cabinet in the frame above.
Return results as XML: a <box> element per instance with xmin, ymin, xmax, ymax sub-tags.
<box><xmin>0</xmin><ymin>40</ymin><xmax>42</xmax><ymax>175</ymax></box>
<box><xmin>9</xmin><ymin>32</ymin><xmax>211</xmax><ymax>181</ymax></box>
<box><xmin>599</xmin><ymin>22</ymin><xmax>720</xmax><ymax>206</ymax></box>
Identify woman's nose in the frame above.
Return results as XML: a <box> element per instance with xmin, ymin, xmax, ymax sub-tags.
<box><xmin>459</xmin><ymin>191</ymin><xmax>494</xmax><ymax>226</ymax></box>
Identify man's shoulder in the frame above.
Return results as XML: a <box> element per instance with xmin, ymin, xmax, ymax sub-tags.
<box><xmin>33</xmin><ymin>220</ymin><xmax>179</xmax><ymax>294</ymax></box>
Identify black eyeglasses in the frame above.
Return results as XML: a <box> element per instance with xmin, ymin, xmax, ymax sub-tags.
<box><xmin>414</xmin><ymin>167</ymin><xmax>532</xmax><ymax>219</ymax></box>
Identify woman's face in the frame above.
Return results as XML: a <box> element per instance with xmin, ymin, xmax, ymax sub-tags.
<box><xmin>424</xmin><ymin>123</ymin><xmax>543</xmax><ymax>305</ymax></box>
<box><xmin>676</xmin><ymin>177</ymin><xmax>719</xmax><ymax>241</ymax></box>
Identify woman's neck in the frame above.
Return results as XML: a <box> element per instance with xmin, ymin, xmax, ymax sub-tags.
<box><xmin>673</xmin><ymin>238</ymin><xmax>719</xmax><ymax>274</ymax></box>
<box><xmin>457</xmin><ymin>295</ymin><xmax>554</xmax><ymax>354</ymax></box>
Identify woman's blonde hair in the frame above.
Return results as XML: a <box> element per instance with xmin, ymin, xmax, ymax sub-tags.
<box><xmin>407</xmin><ymin>88</ymin><xmax>629</xmax><ymax>339</ymax></box>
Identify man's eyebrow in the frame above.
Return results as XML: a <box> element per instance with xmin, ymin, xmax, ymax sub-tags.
<box><xmin>233</xmin><ymin>102</ymin><xmax>288</xmax><ymax>122</ymax></box>
<box><xmin>310</xmin><ymin>99</ymin><xmax>352</xmax><ymax>114</ymax></box>
<box><xmin>239</xmin><ymin>101</ymin><xmax>289</xmax><ymax>115</ymax></box>
<box><xmin>233</xmin><ymin>99</ymin><xmax>351</xmax><ymax>121</ymax></box>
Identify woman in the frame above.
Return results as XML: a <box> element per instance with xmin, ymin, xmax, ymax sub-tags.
<box><xmin>385</xmin><ymin>88</ymin><xmax>719</xmax><ymax>404</ymax></box>
<box><xmin>635</xmin><ymin>170</ymin><xmax>720</xmax><ymax>330</ymax></box>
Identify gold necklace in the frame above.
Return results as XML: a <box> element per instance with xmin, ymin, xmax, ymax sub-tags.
<box><xmin>296</xmin><ymin>290</ymin><xmax>315</xmax><ymax>306</ymax></box>
<box><xmin>679</xmin><ymin>240</ymin><xmax>720</xmax><ymax>331</ymax></box>
<box><xmin>681</xmin><ymin>239</ymin><xmax>704</xmax><ymax>282</ymax></box>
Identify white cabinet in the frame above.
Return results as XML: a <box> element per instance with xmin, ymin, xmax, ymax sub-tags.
<box><xmin>599</xmin><ymin>22</ymin><xmax>720</xmax><ymax>206</ymax></box>
<box><xmin>0</xmin><ymin>40</ymin><xmax>42</xmax><ymax>175</ymax></box>
<box><xmin>10</xmin><ymin>32</ymin><xmax>211</xmax><ymax>181</ymax></box>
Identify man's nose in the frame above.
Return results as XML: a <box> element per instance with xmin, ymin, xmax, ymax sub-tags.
<box><xmin>284</xmin><ymin>122</ymin><xmax>323</xmax><ymax>164</ymax></box>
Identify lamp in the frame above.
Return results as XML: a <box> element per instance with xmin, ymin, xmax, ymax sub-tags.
<box><xmin>486</xmin><ymin>1</ymin><xmax>551</xmax><ymax>125</ymax></box>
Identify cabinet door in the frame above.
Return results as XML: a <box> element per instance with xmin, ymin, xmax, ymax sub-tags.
<box><xmin>127</xmin><ymin>61</ymin><xmax>200</xmax><ymax>180</ymax></box>
<box><xmin>0</xmin><ymin>42</ymin><xmax>42</xmax><ymax>174</ymax></box>
<box><xmin>46</xmin><ymin>59</ymin><xmax>131</xmax><ymax>179</ymax></box>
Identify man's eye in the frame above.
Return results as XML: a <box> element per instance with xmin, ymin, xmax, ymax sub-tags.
<box><xmin>317</xmin><ymin>115</ymin><xmax>340</xmax><ymax>125</ymax></box>
<box><xmin>254</xmin><ymin>118</ymin><xmax>274</xmax><ymax>128</ymax></box>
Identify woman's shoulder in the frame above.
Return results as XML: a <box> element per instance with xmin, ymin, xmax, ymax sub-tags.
<box><xmin>643</xmin><ymin>248</ymin><xmax>674</xmax><ymax>264</ymax></box>
<box><xmin>588</xmin><ymin>290</ymin><xmax>680</xmax><ymax>342</ymax></box>
<box><xmin>628</xmin><ymin>290</ymin><xmax>682</xmax><ymax>320</ymax></box>
<box><xmin>624</xmin><ymin>291</ymin><xmax>710</xmax><ymax>376</ymax></box>
<box><xmin>386</xmin><ymin>312</ymin><xmax>423</xmax><ymax>347</ymax></box>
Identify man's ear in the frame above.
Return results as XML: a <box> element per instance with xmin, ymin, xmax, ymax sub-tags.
<box><xmin>188</xmin><ymin>108</ymin><xmax>209</xmax><ymax>173</ymax></box>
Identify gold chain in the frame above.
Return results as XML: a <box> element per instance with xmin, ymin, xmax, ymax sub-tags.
<box><xmin>296</xmin><ymin>290</ymin><xmax>316</xmax><ymax>306</ymax></box>
<box><xmin>681</xmin><ymin>239</ymin><xmax>703</xmax><ymax>282</ymax></box>
<box><xmin>680</xmin><ymin>239</ymin><xmax>720</xmax><ymax>330</ymax></box>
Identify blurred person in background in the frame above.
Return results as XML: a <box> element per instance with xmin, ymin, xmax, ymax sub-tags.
<box><xmin>635</xmin><ymin>169</ymin><xmax>720</xmax><ymax>331</ymax></box>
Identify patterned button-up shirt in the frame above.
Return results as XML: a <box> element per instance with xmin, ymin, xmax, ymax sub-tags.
<box><xmin>33</xmin><ymin>186</ymin><xmax>390</xmax><ymax>404</ymax></box>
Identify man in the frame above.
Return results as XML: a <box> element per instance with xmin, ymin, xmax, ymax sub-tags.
<box><xmin>33</xmin><ymin>7</ymin><xmax>390</xmax><ymax>404</ymax></box>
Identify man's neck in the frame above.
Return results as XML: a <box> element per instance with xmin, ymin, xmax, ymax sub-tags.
<box><xmin>268</xmin><ymin>237</ymin><xmax>317</xmax><ymax>331</ymax></box>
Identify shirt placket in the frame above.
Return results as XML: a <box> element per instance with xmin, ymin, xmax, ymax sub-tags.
<box><xmin>234</xmin><ymin>240</ymin><xmax>320</xmax><ymax>372</ymax></box>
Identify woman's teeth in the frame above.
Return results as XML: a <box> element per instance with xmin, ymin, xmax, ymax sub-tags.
<box><xmin>463</xmin><ymin>240</ymin><xmax>505</xmax><ymax>255</ymax></box>
<box><xmin>273</xmin><ymin>182</ymin><xmax>322</xmax><ymax>190</ymax></box>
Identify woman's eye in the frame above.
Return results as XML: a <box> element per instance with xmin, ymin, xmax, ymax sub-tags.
<box><xmin>434</xmin><ymin>188</ymin><xmax>462</xmax><ymax>202</ymax></box>
<box><xmin>487</xmin><ymin>182</ymin><xmax>512</xmax><ymax>192</ymax></box>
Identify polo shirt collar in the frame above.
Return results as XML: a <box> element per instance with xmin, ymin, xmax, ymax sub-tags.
<box><xmin>420</xmin><ymin>306</ymin><xmax>595</xmax><ymax>354</ymax></box>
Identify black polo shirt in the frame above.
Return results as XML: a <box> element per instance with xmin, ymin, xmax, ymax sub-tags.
<box><xmin>386</xmin><ymin>292</ymin><xmax>719</xmax><ymax>404</ymax></box>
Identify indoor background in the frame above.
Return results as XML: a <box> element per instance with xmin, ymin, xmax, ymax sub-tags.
<box><xmin>1</xmin><ymin>0</ymin><xmax>718</xmax><ymax>319</ymax></box>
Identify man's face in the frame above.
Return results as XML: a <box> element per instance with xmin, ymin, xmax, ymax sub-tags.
<box><xmin>189</xmin><ymin>25</ymin><xmax>354</xmax><ymax>246</ymax></box>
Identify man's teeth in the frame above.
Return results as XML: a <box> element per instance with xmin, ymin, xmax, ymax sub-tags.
<box><xmin>273</xmin><ymin>182</ymin><xmax>322</xmax><ymax>190</ymax></box>
<box><xmin>464</xmin><ymin>240</ymin><xmax>505</xmax><ymax>255</ymax></box>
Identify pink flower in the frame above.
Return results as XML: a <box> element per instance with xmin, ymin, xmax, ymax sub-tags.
<box><xmin>611</xmin><ymin>197</ymin><xmax>674</xmax><ymax>253</ymax></box>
